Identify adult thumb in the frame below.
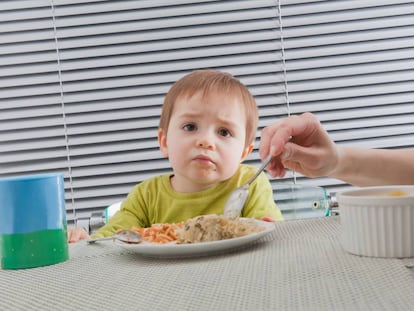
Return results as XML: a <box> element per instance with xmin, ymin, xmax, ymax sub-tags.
<box><xmin>280</xmin><ymin>142</ymin><xmax>309</xmax><ymax>164</ymax></box>
<box><xmin>280</xmin><ymin>143</ymin><xmax>293</xmax><ymax>161</ymax></box>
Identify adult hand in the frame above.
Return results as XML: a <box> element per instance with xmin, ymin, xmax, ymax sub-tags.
<box><xmin>259</xmin><ymin>112</ymin><xmax>339</xmax><ymax>178</ymax></box>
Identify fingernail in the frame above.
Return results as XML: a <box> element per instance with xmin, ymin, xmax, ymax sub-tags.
<box><xmin>269</xmin><ymin>146</ymin><xmax>276</xmax><ymax>156</ymax></box>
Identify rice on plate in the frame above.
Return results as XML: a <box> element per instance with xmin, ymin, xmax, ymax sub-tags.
<box><xmin>176</xmin><ymin>214</ymin><xmax>265</xmax><ymax>244</ymax></box>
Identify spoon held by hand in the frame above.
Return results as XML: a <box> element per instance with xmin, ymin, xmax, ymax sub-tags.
<box><xmin>223</xmin><ymin>155</ymin><xmax>273</xmax><ymax>219</ymax></box>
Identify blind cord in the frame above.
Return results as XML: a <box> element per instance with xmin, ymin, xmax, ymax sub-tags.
<box><xmin>51</xmin><ymin>0</ymin><xmax>77</xmax><ymax>225</ymax></box>
<box><xmin>277</xmin><ymin>0</ymin><xmax>296</xmax><ymax>184</ymax></box>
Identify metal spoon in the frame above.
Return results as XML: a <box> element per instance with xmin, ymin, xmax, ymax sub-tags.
<box><xmin>223</xmin><ymin>155</ymin><xmax>273</xmax><ymax>219</ymax></box>
<box><xmin>86</xmin><ymin>229</ymin><xmax>141</xmax><ymax>244</ymax></box>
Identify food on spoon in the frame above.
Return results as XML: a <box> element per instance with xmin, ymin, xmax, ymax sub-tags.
<box><xmin>175</xmin><ymin>214</ymin><xmax>265</xmax><ymax>244</ymax></box>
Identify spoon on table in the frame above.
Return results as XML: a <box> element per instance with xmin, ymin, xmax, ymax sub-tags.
<box><xmin>86</xmin><ymin>229</ymin><xmax>141</xmax><ymax>244</ymax></box>
<box><xmin>223</xmin><ymin>155</ymin><xmax>273</xmax><ymax>219</ymax></box>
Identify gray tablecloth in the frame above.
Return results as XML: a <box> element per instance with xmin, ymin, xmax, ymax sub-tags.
<box><xmin>1</xmin><ymin>217</ymin><xmax>413</xmax><ymax>311</ymax></box>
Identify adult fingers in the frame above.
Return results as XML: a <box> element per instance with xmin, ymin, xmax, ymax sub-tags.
<box><xmin>265</xmin><ymin>159</ymin><xmax>287</xmax><ymax>178</ymax></box>
<box><xmin>281</xmin><ymin>142</ymin><xmax>331</xmax><ymax>177</ymax></box>
<box><xmin>259</xmin><ymin>120</ymin><xmax>294</xmax><ymax>160</ymax></box>
<box><xmin>259</xmin><ymin>113</ymin><xmax>316</xmax><ymax>160</ymax></box>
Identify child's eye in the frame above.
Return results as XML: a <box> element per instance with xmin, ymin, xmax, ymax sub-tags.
<box><xmin>218</xmin><ymin>128</ymin><xmax>232</xmax><ymax>137</ymax></box>
<box><xmin>183</xmin><ymin>124</ymin><xmax>197</xmax><ymax>131</ymax></box>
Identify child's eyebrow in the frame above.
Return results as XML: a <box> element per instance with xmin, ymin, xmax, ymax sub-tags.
<box><xmin>174</xmin><ymin>112</ymin><xmax>202</xmax><ymax>121</ymax></box>
<box><xmin>217</xmin><ymin>117</ymin><xmax>239</xmax><ymax>128</ymax></box>
<box><xmin>175</xmin><ymin>111</ymin><xmax>243</xmax><ymax>129</ymax></box>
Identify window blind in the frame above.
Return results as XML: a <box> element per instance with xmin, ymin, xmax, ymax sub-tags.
<box><xmin>275</xmin><ymin>0</ymin><xmax>414</xmax><ymax>196</ymax></box>
<box><xmin>1</xmin><ymin>0</ymin><xmax>286</xmax><ymax>222</ymax></box>
<box><xmin>1</xmin><ymin>0</ymin><xmax>414</xmax><ymax>223</ymax></box>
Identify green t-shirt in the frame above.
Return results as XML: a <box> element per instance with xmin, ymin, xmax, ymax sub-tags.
<box><xmin>92</xmin><ymin>164</ymin><xmax>282</xmax><ymax>237</ymax></box>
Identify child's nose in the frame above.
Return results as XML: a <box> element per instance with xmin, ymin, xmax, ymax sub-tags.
<box><xmin>196</xmin><ymin>132</ymin><xmax>215</xmax><ymax>149</ymax></box>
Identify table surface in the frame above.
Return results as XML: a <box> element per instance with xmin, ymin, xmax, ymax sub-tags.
<box><xmin>1</xmin><ymin>217</ymin><xmax>413</xmax><ymax>311</ymax></box>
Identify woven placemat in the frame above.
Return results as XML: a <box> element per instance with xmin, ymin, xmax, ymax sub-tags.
<box><xmin>1</xmin><ymin>217</ymin><xmax>413</xmax><ymax>311</ymax></box>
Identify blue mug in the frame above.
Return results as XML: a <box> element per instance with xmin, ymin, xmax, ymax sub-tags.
<box><xmin>0</xmin><ymin>173</ymin><xmax>69</xmax><ymax>269</ymax></box>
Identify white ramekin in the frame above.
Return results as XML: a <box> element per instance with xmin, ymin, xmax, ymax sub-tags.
<box><xmin>337</xmin><ymin>185</ymin><xmax>414</xmax><ymax>258</ymax></box>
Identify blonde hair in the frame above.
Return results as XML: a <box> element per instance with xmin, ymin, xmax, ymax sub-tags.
<box><xmin>159</xmin><ymin>70</ymin><xmax>258</xmax><ymax>147</ymax></box>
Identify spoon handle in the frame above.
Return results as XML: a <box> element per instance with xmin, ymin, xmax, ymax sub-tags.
<box><xmin>86</xmin><ymin>236</ymin><xmax>113</xmax><ymax>244</ymax></box>
<box><xmin>245</xmin><ymin>155</ymin><xmax>272</xmax><ymax>186</ymax></box>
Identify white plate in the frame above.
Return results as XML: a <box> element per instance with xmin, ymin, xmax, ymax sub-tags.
<box><xmin>114</xmin><ymin>219</ymin><xmax>275</xmax><ymax>258</ymax></box>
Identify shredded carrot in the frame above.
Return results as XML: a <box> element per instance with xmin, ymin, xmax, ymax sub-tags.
<box><xmin>131</xmin><ymin>222</ymin><xmax>183</xmax><ymax>244</ymax></box>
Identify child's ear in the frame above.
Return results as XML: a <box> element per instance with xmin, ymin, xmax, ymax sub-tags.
<box><xmin>157</xmin><ymin>128</ymin><xmax>169</xmax><ymax>157</ymax></box>
<box><xmin>240</xmin><ymin>143</ymin><xmax>254</xmax><ymax>161</ymax></box>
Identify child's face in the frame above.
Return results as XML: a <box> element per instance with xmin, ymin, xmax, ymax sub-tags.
<box><xmin>158</xmin><ymin>91</ymin><xmax>254</xmax><ymax>193</ymax></box>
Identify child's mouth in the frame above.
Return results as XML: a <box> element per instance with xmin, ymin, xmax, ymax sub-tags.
<box><xmin>193</xmin><ymin>155</ymin><xmax>214</xmax><ymax>165</ymax></box>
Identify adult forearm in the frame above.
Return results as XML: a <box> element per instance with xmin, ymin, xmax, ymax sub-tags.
<box><xmin>331</xmin><ymin>147</ymin><xmax>414</xmax><ymax>186</ymax></box>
